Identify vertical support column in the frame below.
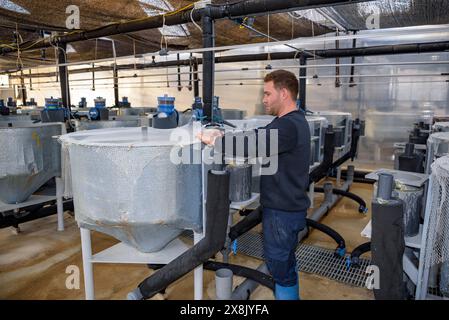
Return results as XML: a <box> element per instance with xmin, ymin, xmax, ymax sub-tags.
<box><xmin>20</xmin><ymin>70</ymin><xmax>27</xmax><ymax>105</ymax></box>
<box><xmin>91</xmin><ymin>63</ymin><xmax>95</xmax><ymax>91</ymax></box>
<box><xmin>336</xmin><ymin>167</ymin><xmax>342</xmax><ymax>186</ymax></box>
<box><xmin>335</xmin><ymin>31</ymin><xmax>341</xmax><ymax>88</ymax></box>
<box><xmin>29</xmin><ymin>69</ymin><xmax>32</xmax><ymax>92</ymax></box>
<box><xmin>324</xmin><ymin>182</ymin><xmax>334</xmax><ymax>204</ymax></box>
<box><xmin>177</xmin><ymin>53</ymin><xmax>182</xmax><ymax>92</ymax></box>
<box><xmin>202</xmin><ymin>8</ymin><xmax>215</xmax><ymax>122</ymax></box>
<box><xmin>193</xmin><ymin>232</ymin><xmax>204</xmax><ymax>300</ymax></box>
<box><xmin>58</xmin><ymin>42</ymin><xmax>71</xmax><ymax>112</ymax></box>
<box><xmin>55</xmin><ymin>177</ymin><xmax>64</xmax><ymax>231</ymax></box>
<box><xmin>113</xmin><ymin>64</ymin><xmax>119</xmax><ymax>107</ymax></box>
<box><xmin>298</xmin><ymin>53</ymin><xmax>307</xmax><ymax>111</ymax></box>
<box><xmin>308</xmin><ymin>182</ymin><xmax>315</xmax><ymax>209</ymax></box>
<box><xmin>349</xmin><ymin>32</ymin><xmax>357</xmax><ymax>87</ymax></box>
<box><xmin>193</xmin><ymin>58</ymin><xmax>200</xmax><ymax>98</ymax></box>
<box><xmin>80</xmin><ymin>228</ymin><xmax>95</xmax><ymax>300</ymax></box>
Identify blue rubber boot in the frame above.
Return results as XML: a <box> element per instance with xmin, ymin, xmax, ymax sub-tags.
<box><xmin>274</xmin><ymin>283</ymin><xmax>299</xmax><ymax>300</ymax></box>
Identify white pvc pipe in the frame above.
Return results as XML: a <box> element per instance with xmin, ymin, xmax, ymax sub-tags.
<box><xmin>215</xmin><ymin>268</ymin><xmax>233</xmax><ymax>300</ymax></box>
<box><xmin>13</xmin><ymin>61</ymin><xmax>449</xmax><ymax>85</ymax></box>
<box><xmin>193</xmin><ymin>231</ymin><xmax>203</xmax><ymax>300</ymax></box>
<box><xmin>80</xmin><ymin>228</ymin><xmax>95</xmax><ymax>300</ymax></box>
<box><xmin>55</xmin><ymin>177</ymin><xmax>64</xmax><ymax>231</ymax></box>
<box><xmin>9</xmin><ymin>24</ymin><xmax>449</xmax><ymax>72</ymax></box>
<box><xmin>308</xmin><ymin>182</ymin><xmax>315</xmax><ymax>209</ymax></box>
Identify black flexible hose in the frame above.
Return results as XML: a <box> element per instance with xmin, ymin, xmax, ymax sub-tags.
<box><xmin>306</xmin><ymin>218</ymin><xmax>346</xmax><ymax>257</ymax></box>
<box><xmin>350</xmin><ymin>241</ymin><xmax>371</xmax><ymax>268</ymax></box>
<box><xmin>228</xmin><ymin>207</ymin><xmax>347</xmax><ymax>257</ymax></box>
<box><xmin>229</xmin><ymin>206</ymin><xmax>262</xmax><ymax>241</ymax></box>
<box><xmin>314</xmin><ymin>187</ymin><xmax>368</xmax><ymax>214</ymax></box>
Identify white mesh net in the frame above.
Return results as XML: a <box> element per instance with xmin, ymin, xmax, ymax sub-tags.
<box><xmin>424</xmin><ymin>156</ymin><xmax>449</xmax><ymax>267</ymax></box>
<box><xmin>422</xmin><ymin>155</ymin><xmax>449</xmax><ymax>296</ymax></box>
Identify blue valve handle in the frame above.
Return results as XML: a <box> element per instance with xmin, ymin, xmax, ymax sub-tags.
<box><xmin>232</xmin><ymin>240</ymin><xmax>238</xmax><ymax>255</ymax></box>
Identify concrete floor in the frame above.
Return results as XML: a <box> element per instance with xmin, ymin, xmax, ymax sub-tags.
<box><xmin>0</xmin><ymin>180</ymin><xmax>374</xmax><ymax>300</ymax></box>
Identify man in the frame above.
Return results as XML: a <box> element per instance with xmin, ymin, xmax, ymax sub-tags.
<box><xmin>198</xmin><ymin>70</ymin><xmax>311</xmax><ymax>300</ymax></box>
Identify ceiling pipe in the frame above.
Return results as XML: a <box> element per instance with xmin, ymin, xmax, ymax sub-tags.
<box><xmin>0</xmin><ymin>0</ymin><xmax>373</xmax><ymax>55</ymax></box>
<box><xmin>8</xmin><ymin>40</ymin><xmax>449</xmax><ymax>79</ymax></box>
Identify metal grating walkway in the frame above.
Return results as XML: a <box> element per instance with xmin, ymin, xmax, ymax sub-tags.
<box><xmin>182</xmin><ymin>230</ymin><xmax>372</xmax><ymax>288</ymax></box>
<box><xmin>182</xmin><ymin>230</ymin><xmax>449</xmax><ymax>297</ymax></box>
<box><xmin>236</xmin><ymin>231</ymin><xmax>372</xmax><ymax>288</ymax></box>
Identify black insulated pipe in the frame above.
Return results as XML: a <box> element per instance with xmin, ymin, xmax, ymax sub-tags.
<box><xmin>188</xmin><ymin>54</ymin><xmax>193</xmax><ymax>92</ymax></box>
<box><xmin>202</xmin><ymin>9</ymin><xmax>215</xmax><ymax>122</ymax></box>
<box><xmin>128</xmin><ymin>170</ymin><xmax>230</xmax><ymax>300</ymax></box>
<box><xmin>298</xmin><ymin>53</ymin><xmax>307</xmax><ymax>111</ymax></box>
<box><xmin>58</xmin><ymin>43</ymin><xmax>71</xmax><ymax>112</ymax></box>
<box><xmin>113</xmin><ymin>65</ymin><xmax>119</xmax><ymax>107</ymax></box>
<box><xmin>193</xmin><ymin>58</ymin><xmax>200</xmax><ymax>98</ymax></box>
<box><xmin>20</xmin><ymin>71</ymin><xmax>27</xmax><ymax>104</ymax></box>
<box><xmin>9</xmin><ymin>41</ymin><xmax>449</xmax><ymax>79</ymax></box>
<box><xmin>314</xmin><ymin>187</ymin><xmax>368</xmax><ymax>213</ymax></box>
<box><xmin>177</xmin><ymin>53</ymin><xmax>182</xmax><ymax>91</ymax></box>
<box><xmin>349</xmin><ymin>31</ymin><xmax>357</xmax><ymax>87</ymax></box>
<box><xmin>0</xmin><ymin>1</ymin><xmax>373</xmax><ymax>55</ymax></box>
<box><xmin>146</xmin><ymin>260</ymin><xmax>275</xmax><ymax>292</ymax></box>
<box><xmin>335</xmin><ymin>32</ymin><xmax>341</xmax><ymax>88</ymax></box>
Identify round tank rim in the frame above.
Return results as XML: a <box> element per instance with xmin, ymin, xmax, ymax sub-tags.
<box><xmin>314</xmin><ymin>111</ymin><xmax>352</xmax><ymax>116</ymax></box>
<box><xmin>59</xmin><ymin>126</ymin><xmax>201</xmax><ymax>148</ymax></box>
<box><xmin>306</xmin><ymin>116</ymin><xmax>328</xmax><ymax>121</ymax></box>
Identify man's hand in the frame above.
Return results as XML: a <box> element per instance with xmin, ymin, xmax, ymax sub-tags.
<box><xmin>196</xmin><ymin>128</ymin><xmax>224</xmax><ymax>146</ymax></box>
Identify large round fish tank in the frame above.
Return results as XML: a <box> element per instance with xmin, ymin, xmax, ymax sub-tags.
<box><xmin>59</xmin><ymin>125</ymin><xmax>203</xmax><ymax>252</ymax></box>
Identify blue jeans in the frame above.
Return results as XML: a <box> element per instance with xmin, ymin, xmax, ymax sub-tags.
<box><xmin>262</xmin><ymin>207</ymin><xmax>307</xmax><ymax>287</ymax></box>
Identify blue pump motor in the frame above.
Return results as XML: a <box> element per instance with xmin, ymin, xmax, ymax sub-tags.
<box><xmin>157</xmin><ymin>94</ymin><xmax>176</xmax><ymax>116</ymax></box>
<box><xmin>89</xmin><ymin>97</ymin><xmax>109</xmax><ymax>120</ymax></box>
<box><xmin>45</xmin><ymin>97</ymin><xmax>60</xmax><ymax>109</ymax></box>
<box><xmin>41</xmin><ymin>97</ymin><xmax>65</xmax><ymax>122</ymax></box>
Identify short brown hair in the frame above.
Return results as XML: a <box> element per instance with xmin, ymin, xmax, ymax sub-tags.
<box><xmin>264</xmin><ymin>70</ymin><xmax>298</xmax><ymax>100</ymax></box>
